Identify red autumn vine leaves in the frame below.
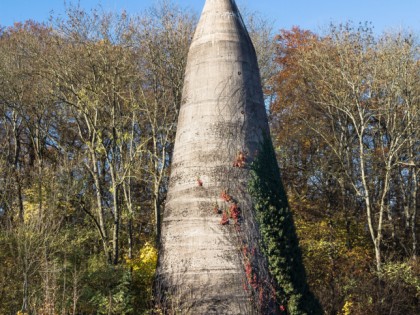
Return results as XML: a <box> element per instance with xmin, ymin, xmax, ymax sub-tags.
<box><xmin>233</xmin><ymin>151</ymin><xmax>247</xmax><ymax>168</ymax></box>
<box><xmin>218</xmin><ymin>191</ymin><xmax>241</xmax><ymax>225</ymax></box>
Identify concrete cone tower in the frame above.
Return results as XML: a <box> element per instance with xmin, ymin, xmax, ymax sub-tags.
<box><xmin>155</xmin><ymin>0</ymin><xmax>316</xmax><ymax>314</ymax></box>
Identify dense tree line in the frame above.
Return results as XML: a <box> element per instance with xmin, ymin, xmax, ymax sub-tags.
<box><xmin>0</xmin><ymin>2</ymin><xmax>195</xmax><ymax>313</ymax></box>
<box><xmin>271</xmin><ymin>25</ymin><xmax>419</xmax><ymax>314</ymax></box>
<box><xmin>0</xmin><ymin>2</ymin><xmax>418</xmax><ymax>314</ymax></box>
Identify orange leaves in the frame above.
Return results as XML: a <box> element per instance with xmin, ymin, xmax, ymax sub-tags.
<box><xmin>218</xmin><ymin>191</ymin><xmax>240</xmax><ymax>226</ymax></box>
<box><xmin>220</xmin><ymin>190</ymin><xmax>232</xmax><ymax>203</ymax></box>
<box><xmin>220</xmin><ymin>211</ymin><xmax>229</xmax><ymax>225</ymax></box>
<box><xmin>271</xmin><ymin>28</ymin><xmax>321</xmax><ymax>151</ymax></box>
<box><xmin>229</xmin><ymin>203</ymin><xmax>240</xmax><ymax>223</ymax></box>
<box><xmin>233</xmin><ymin>151</ymin><xmax>247</xmax><ymax>168</ymax></box>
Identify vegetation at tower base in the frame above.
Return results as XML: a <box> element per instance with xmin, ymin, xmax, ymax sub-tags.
<box><xmin>248</xmin><ymin>135</ymin><xmax>323</xmax><ymax>315</ymax></box>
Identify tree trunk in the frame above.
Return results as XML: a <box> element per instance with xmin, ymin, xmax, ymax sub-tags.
<box><xmin>358</xmin><ymin>134</ymin><xmax>382</xmax><ymax>272</ymax></box>
<box><xmin>12</xmin><ymin>114</ymin><xmax>24</xmax><ymax>222</ymax></box>
<box><xmin>123</xmin><ymin>179</ymin><xmax>134</xmax><ymax>260</ymax></box>
<box><xmin>411</xmin><ymin>168</ymin><xmax>418</xmax><ymax>260</ymax></box>
<box><xmin>72</xmin><ymin>265</ymin><xmax>79</xmax><ymax>315</ymax></box>
<box><xmin>22</xmin><ymin>258</ymin><xmax>29</xmax><ymax>313</ymax></box>
<box><xmin>111</xmin><ymin>164</ymin><xmax>120</xmax><ymax>265</ymax></box>
<box><xmin>91</xmin><ymin>150</ymin><xmax>111</xmax><ymax>263</ymax></box>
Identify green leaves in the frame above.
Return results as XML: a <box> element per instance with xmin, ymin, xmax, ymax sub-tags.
<box><xmin>249</xmin><ymin>135</ymin><xmax>322</xmax><ymax>315</ymax></box>
<box><xmin>84</xmin><ymin>256</ymin><xmax>134</xmax><ymax>315</ymax></box>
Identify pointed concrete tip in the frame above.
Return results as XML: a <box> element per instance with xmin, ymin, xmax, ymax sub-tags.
<box><xmin>193</xmin><ymin>0</ymin><xmax>252</xmax><ymax>48</ymax></box>
<box><xmin>203</xmin><ymin>0</ymin><xmax>238</xmax><ymax>12</ymax></box>
<box><xmin>201</xmin><ymin>0</ymin><xmax>243</xmax><ymax>23</ymax></box>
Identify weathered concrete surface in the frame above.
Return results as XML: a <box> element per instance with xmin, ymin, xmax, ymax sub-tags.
<box><xmin>156</xmin><ymin>0</ymin><xmax>271</xmax><ymax>313</ymax></box>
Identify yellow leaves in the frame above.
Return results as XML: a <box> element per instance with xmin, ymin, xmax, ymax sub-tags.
<box><xmin>57</xmin><ymin>200</ymin><xmax>76</xmax><ymax>217</ymax></box>
<box><xmin>302</xmin><ymin>139</ymin><xmax>311</xmax><ymax>150</ymax></box>
<box><xmin>121</xmin><ymin>131</ymin><xmax>132</xmax><ymax>143</ymax></box>
<box><xmin>95</xmin><ymin>144</ymin><xmax>107</xmax><ymax>156</ymax></box>
<box><xmin>21</xmin><ymin>181</ymin><xmax>76</xmax><ymax>223</ymax></box>
<box><xmin>382</xmin><ymin>261</ymin><xmax>420</xmax><ymax>296</ymax></box>
<box><xmin>139</xmin><ymin>242</ymin><xmax>158</xmax><ymax>268</ymax></box>
<box><xmin>125</xmin><ymin>242</ymin><xmax>158</xmax><ymax>279</ymax></box>
<box><xmin>123</xmin><ymin>242</ymin><xmax>158</xmax><ymax>311</ymax></box>
<box><xmin>22</xmin><ymin>186</ymin><xmax>45</xmax><ymax>223</ymax></box>
<box><xmin>295</xmin><ymin>212</ymin><xmax>373</xmax><ymax>291</ymax></box>
<box><xmin>76</xmin><ymin>88</ymin><xmax>89</xmax><ymax>104</ymax></box>
<box><xmin>341</xmin><ymin>299</ymin><xmax>353</xmax><ymax>315</ymax></box>
<box><xmin>16</xmin><ymin>311</ymin><xmax>29</xmax><ymax>315</ymax></box>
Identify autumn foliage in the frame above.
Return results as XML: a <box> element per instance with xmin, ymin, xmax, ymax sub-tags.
<box><xmin>271</xmin><ymin>24</ymin><xmax>419</xmax><ymax>314</ymax></box>
<box><xmin>0</xmin><ymin>3</ymin><xmax>418</xmax><ymax>314</ymax></box>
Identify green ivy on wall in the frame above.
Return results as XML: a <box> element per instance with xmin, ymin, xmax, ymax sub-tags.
<box><xmin>248</xmin><ymin>135</ymin><xmax>323</xmax><ymax>315</ymax></box>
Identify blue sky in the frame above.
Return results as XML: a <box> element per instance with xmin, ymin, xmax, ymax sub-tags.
<box><xmin>1</xmin><ymin>0</ymin><xmax>419</xmax><ymax>34</ymax></box>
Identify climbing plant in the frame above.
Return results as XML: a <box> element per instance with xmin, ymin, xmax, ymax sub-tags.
<box><xmin>248</xmin><ymin>135</ymin><xmax>323</xmax><ymax>315</ymax></box>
